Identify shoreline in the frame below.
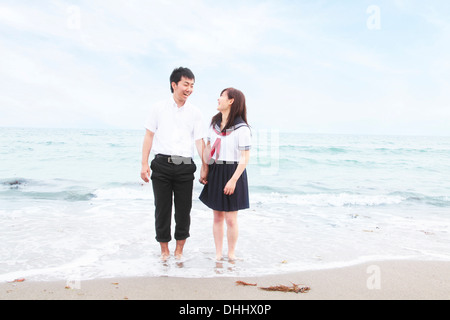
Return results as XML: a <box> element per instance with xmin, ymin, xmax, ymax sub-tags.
<box><xmin>1</xmin><ymin>260</ymin><xmax>449</xmax><ymax>300</ymax></box>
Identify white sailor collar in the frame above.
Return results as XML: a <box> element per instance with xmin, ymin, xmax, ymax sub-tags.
<box><xmin>213</xmin><ymin>116</ymin><xmax>248</xmax><ymax>135</ymax></box>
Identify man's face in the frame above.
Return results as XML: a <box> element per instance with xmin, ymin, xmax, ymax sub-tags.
<box><xmin>172</xmin><ymin>76</ymin><xmax>194</xmax><ymax>104</ymax></box>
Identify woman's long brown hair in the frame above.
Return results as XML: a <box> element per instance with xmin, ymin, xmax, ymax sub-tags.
<box><xmin>211</xmin><ymin>88</ymin><xmax>249</xmax><ymax>132</ymax></box>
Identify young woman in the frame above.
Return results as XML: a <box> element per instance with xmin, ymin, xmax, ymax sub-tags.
<box><xmin>199</xmin><ymin>88</ymin><xmax>251</xmax><ymax>261</ymax></box>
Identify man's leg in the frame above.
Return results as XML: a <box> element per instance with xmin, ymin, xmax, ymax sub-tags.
<box><xmin>151</xmin><ymin>159</ymin><xmax>174</xmax><ymax>259</ymax></box>
<box><xmin>172</xmin><ymin>163</ymin><xmax>195</xmax><ymax>258</ymax></box>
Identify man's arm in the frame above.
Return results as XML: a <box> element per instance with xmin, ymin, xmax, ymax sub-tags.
<box><xmin>195</xmin><ymin>138</ymin><xmax>209</xmax><ymax>185</ymax></box>
<box><xmin>141</xmin><ymin>129</ymin><xmax>155</xmax><ymax>183</ymax></box>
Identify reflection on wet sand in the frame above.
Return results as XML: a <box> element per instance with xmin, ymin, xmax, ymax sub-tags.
<box><xmin>214</xmin><ymin>257</ymin><xmax>237</xmax><ymax>274</ymax></box>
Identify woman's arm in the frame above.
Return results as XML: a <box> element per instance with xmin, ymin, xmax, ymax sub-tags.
<box><xmin>224</xmin><ymin>150</ymin><xmax>250</xmax><ymax>195</ymax></box>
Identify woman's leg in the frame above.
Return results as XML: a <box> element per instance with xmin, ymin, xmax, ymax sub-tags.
<box><xmin>225</xmin><ymin>211</ymin><xmax>238</xmax><ymax>260</ymax></box>
<box><xmin>213</xmin><ymin>210</ymin><xmax>225</xmax><ymax>260</ymax></box>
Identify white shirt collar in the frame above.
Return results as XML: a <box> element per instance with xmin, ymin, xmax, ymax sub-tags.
<box><xmin>171</xmin><ymin>97</ymin><xmax>189</xmax><ymax>110</ymax></box>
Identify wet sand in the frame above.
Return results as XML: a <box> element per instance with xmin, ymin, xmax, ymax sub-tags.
<box><xmin>1</xmin><ymin>260</ymin><xmax>449</xmax><ymax>300</ymax></box>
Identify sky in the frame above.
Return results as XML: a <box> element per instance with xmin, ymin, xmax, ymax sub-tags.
<box><xmin>0</xmin><ymin>0</ymin><xmax>449</xmax><ymax>136</ymax></box>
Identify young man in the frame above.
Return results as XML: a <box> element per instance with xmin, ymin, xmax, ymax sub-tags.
<box><xmin>141</xmin><ymin>67</ymin><xmax>208</xmax><ymax>260</ymax></box>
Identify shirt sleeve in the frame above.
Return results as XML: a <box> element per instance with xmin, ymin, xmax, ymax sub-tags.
<box><xmin>193</xmin><ymin>108</ymin><xmax>207</xmax><ymax>141</ymax></box>
<box><xmin>206</xmin><ymin>125</ymin><xmax>213</xmax><ymax>143</ymax></box>
<box><xmin>238</xmin><ymin>126</ymin><xmax>252</xmax><ymax>151</ymax></box>
<box><xmin>144</xmin><ymin>104</ymin><xmax>158</xmax><ymax>133</ymax></box>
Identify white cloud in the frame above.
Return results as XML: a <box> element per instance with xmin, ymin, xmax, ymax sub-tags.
<box><xmin>0</xmin><ymin>0</ymin><xmax>284</xmax><ymax>129</ymax></box>
<box><xmin>0</xmin><ymin>0</ymin><xmax>449</xmax><ymax>135</ymax></box>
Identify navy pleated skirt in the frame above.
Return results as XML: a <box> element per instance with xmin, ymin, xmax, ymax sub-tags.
<box><xmin>199</xmin><ymin>162</ymin><xmax>249</xmax><ymax>212</ymax></box>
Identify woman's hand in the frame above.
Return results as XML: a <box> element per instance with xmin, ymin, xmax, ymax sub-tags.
<box><xmin>224</xmin><ymin>179</ymin><xmax>237</xmax><ymax>195</ymax></box>
<box><xmin>199</xmin><ymin>163</ymin><xmax>209</xmax><ymax>185</ymax></box>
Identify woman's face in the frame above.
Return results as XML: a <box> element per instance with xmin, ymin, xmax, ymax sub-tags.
<box><xmin>217</xmin><ymin>91</ymin><xmax>233</xmax><ymax>112</ymax></box>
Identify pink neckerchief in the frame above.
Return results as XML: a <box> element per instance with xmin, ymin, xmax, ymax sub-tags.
<box><xmin>209</xmin><ymin>127</ymin><xmax>232</xmax><ymax>162</ymax></box>
<box><xmin>208</xmin><ymin>118</ymin><xmax>247</xmax><ymax>163</ymax></box>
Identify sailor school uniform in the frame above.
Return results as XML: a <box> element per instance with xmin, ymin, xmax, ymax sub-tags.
<box><xmin>199</xmin><ymin>117</ymin><xmax>251</xmax><ymax>212</ymax></box>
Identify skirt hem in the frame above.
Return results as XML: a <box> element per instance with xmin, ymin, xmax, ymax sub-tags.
<box><xmin>199</xmin><ymin>162</ymin><xmax>249</xmax><ymax>212</ymax></box>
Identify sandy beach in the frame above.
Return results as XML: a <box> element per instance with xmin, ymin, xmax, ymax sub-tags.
<box><xmin>1</xmin><ymin>260</ymin><xmax>449</xmax><ymax>301</ymax></box>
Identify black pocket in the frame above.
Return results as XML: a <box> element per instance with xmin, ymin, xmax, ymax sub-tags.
<box><xmin>150</xmin><ymin>159</ymin><xmax>155</xmax><ymax>171</ymax></box>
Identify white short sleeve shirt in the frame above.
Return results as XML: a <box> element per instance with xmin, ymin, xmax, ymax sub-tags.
<box><xmin>145</xmin><ymin>98</ymin><xmax>206</xmax><ymax>158</ymax></box>
<box><xmin>207</xmin><ymin>120</ymin><xmax>252</xmax><ymax>163</ymax></box>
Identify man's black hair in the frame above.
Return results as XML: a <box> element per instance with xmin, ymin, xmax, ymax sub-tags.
<box><xmin>170</xmin><ymin>67</ymin><xmax>195</xmax><ymax>93</ymax></box>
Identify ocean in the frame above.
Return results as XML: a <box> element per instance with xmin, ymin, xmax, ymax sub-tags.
<box><xmin>1</xmin><ymin>127</ymin><xmax>449</xmax><ymax>282</ymax></box>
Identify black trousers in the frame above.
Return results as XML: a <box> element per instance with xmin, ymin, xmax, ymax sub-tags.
<box><xmin>150</xmin><ymin>155</ymin><xmax>196</xmax><ymax>242</ymax></box>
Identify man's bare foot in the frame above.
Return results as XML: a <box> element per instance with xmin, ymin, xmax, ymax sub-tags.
<box><xmin>174</xmin><ymin>239</ymin><xmax>186</xmax><ymax>260</ymax></box>
<box><xmin>175</xmin><ymin>253</ymin><xmax>183</xmax><ymax>260</ymax></box>
<box><xmin>161</xmin><ymin>253</ymin><xmax>170</xmax><ymax>261</ymax></box>
<box><xmin>160</xmin><ymin>242</ymin><xmax>170</xmax><ymax>261</ymax></box>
